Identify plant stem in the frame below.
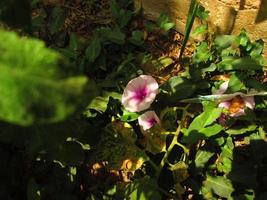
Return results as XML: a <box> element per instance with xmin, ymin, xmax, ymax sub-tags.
<box><xmin>159</xmin><ymin>104</ymin><xmax>190</xmax><ymax>171</ymax></box>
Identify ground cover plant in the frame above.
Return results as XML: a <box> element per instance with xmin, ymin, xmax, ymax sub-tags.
<box><xmin>0</xmin><ymin>0</ymin><xmax>267</xmax><ymax>199</ymax></box>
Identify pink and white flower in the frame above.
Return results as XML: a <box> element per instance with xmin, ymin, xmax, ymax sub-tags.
<box><xmin>122</xmin><ymin>75</ymin><xmax>159</xmax><ymax>112</ymax></box>
<box><xmin>215</xmin><ymin>80</ymin><xmax>255</xmax><ymax>117</ymax></box>
<box><xmin>138</xmin><ymin>111</ymin><xmax>160</xmax><ymax>130</ymax></box>
<box><xmin>218</xmin><ymin>96</ymin><xmax>255</xmax><ymax>117</ymax></box>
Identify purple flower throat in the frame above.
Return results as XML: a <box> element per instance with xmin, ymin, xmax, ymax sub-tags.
<box><xmin>134</xmin><ymin>86</ymin><xmax>148</xmax><ymax>102</ymax></box>
<box><xmin>148</xmin><ymin>118</ymin><xmax>158</xmax><ymax>126</ymax></box>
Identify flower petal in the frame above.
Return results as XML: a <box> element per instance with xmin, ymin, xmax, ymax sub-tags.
<box><xmin>243</xmin><ymin>96</ymin><xmax>255</xmax><ymax>110</ymax></box>
<box><xmin>138</xmin><ymin>111</ymin><xmax>160</xmax><ymax>130</ymax></box>
<box><xmin>214</xmin><ymin>80</ymin><xmax>229</xmax><ymax>94</ymax></box>
<box><xmin>122</xmin><ymin>75</ymin><xmax>159</xmax><ymax>112</ymax></box>
<box><xmin>218</xmin><ymin>101</ymin><xmax>231</xmax><ymax>109</ymax></box>
<box><xmin>230</xmin><ymin>109</ymin><xmax>246</xmax><ymax>117</ymax></box>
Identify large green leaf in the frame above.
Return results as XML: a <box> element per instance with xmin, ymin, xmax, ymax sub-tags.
<box><xmin>0</xmin><ymin>30</ymin><xmax>94</xmax><ymax>126</ymax></box>
<box><xmin>183</xmin><ymin>103</ymin><xmax>223</xmax><ymax>144</ymax></box>
<box><xmin>203</xmin><ymin>175</ymin><xmax>234</xmax><ymax>198</ymax></box>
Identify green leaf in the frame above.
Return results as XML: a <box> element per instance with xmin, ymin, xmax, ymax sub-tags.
<box><xmin>156</xmin><ymin>12</ymin><xmax>175</xmax><ymax>31</ymax></box>
<box><xmin>250</xmin><ymin>39</ymin><xmax>264</xmax><ymax>57</ymax></box>
<box><xmin>183</xmin><ymin>103</ymin><xmax>222</xmax><ymax>144</ymax></box>
<box><xmin>236</xmin><ymin>29</ymin><xmax>249</xmax><ymax>47</ymax></box>
<box><xmin>105</xmin><ymin>28</ymin><xmax>126</xmax><ymax>45</ymax></box>
<box><xmin>125</xmin><ymin>178</ymin><xmax>161</xmax><ymax>200</ymax></box>
<box><xmin>188</xmin><ymin>105</ymin><xmax>222</xmax><ymax>131</ymax></box>
<box><xmin>120</xmin><ymin>110</ymin><xmax>139</xmax><ymax>122</ymax></box>
<box><xmin>217</xmin><ymin>57</ymin><xmax>263</xmax><ymax>71</ymax></box>
<box><xmin>84</xmin><ymin>92</ymin><xmax>121</xmax><ymax>117</ymax></box>
<box><xmin>109</xmin><ymin>0</ymin><xmax>132</xmax><ymax>27</ymax></box>
<box><xmin>193</xmin><ymin>42</ymin><xmax>211</xmax><ymax>63</ymax></box>
<box><xmin>152</xmin><ymin>56</ymin><xmax>174</xmax><ymax>69</ymax></box>
<box><xmin>226</xmin><ymin>124</ymin><xmax>257</xmax><ymax>135</ymax></box>
<box><xmin>48</xmin><ymin>6</ymin><xmax>68</xmax><ymax>34</ymax></box>
<box><xmin>129</xmin><ymin>30</ymin><xmax>144</xmax><ymax>46</ymax></box>
<box><xmin>226</xmin><ymin>73</ymin><xmax>245</xmax><ymax>93</ymax></box>
<box><xmin>192</xmin><ymin>24</ymin><xmax>207</xmax><ymax>36</ymax></box>
<box><xmin>196</xmin><ymin>5</ymin><xmax>210</xmax><ymax>20</ymax></box>
<box><xmin>85</xmin><ymin>36</ymin><xmax>102</xmax><ymax>63</ymax></box>
<box><xmin>0</xmin><ymin>30</ymin><xmax>92</xmax><ymax>126</ymax></box>
<box><xmin>215</xmin><ymin>35</ymin><xmax>236</xmax><ymax>51</ymax></box>
<box><xmin>32</xmin><ymin>8</ymin><xmax>46</xmax><ymax>31</ymax></box>
<box><xmin>161</xmin><ymin>76</ymin><xmax>196</xmax><ymax>103</ymax></box>
<box><xmin>200</xmin><ymin>63</ymin><xmax>217</xmax><ymax>74</ymax></box>
<box><xmin>170</xmin><ymin>161</ymin><xmax>189</xmax><ymax>183</ymax></box>
<box><xmin>203</xmin><ymin>175</ymin><xmax>234</xmax><ymax>198</ymax></box>
<box><xmin>195</xmin><ymin>150</ymin><xmax>214</xmax><ymax>170</ymax></box>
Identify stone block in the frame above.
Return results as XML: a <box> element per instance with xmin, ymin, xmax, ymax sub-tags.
<box><xmin>134</xmin><ymin>0</ymin><xmax>267</xmax><ymax>57</ymax></box>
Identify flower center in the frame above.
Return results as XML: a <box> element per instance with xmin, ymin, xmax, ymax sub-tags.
<box><xmin>229</xmin><ymin>96</ymin><xmax>245</xmax><ymax>114</ymax></box>
<box><xmin>148</xmin><ymin>117</ymin><xmax>158</xmax><ymax>126</ymax></box>
<box><xmin>134</xmin><ymin>86</ymin><xmax>148</xmax><ymax>102</ymax></box>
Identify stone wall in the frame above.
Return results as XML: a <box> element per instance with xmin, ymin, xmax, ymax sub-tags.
<box><xmin>134</xmin><ymin>0</ymin><xmax>267</xmax><ymax>57</ymax></box>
